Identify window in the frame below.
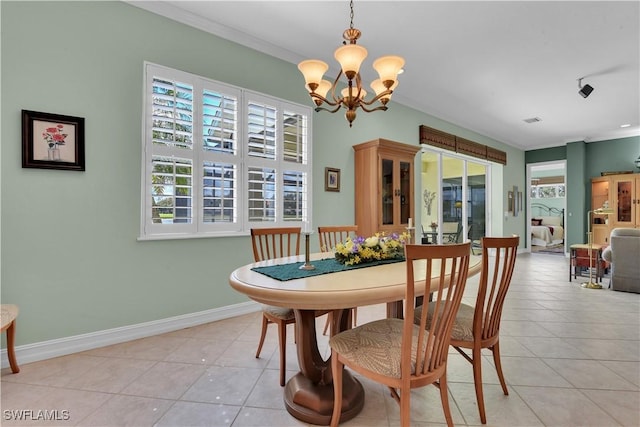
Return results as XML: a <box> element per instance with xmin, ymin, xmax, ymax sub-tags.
<box><xmin>530</xmin><ymin>184</ymin><xmax>565</xmax><ymax>199</ymax></box>
<box><xmin>141</xmin><ymin>63</ymin><xmax>312</xmax><ymax>239</ymax></box>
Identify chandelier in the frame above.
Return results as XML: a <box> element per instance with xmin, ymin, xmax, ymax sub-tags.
<box><xmin>297</xmin><ymin>0</ymin><xmax>405</xmax><ymax>127</ymax></box>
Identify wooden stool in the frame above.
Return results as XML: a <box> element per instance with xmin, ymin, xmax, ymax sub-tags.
<box><xmin>1</xmin><ymin>304</ymin><xmax>20</xmax><ymax>373</ymax></box>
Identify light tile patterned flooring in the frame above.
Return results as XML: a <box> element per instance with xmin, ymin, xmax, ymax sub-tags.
<box><xmin>1</xmin><ymin>253</ymin><xmax>639</xmax><ymax>426</ymax></box>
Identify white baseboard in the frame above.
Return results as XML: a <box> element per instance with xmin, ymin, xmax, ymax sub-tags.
<box><xmin>0</xmin><ymin>301</ymin><xmax>260</xmax><ymax>369</ymax></box>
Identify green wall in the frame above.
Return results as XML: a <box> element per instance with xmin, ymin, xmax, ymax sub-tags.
<box><xmin>586</xmin><ymin>136</ymin><xmax>640</xmax><ymax>178</ymax></box>
<box><xmin>1</xmin><ymin>1</ymin><xmax>523</xmax><ymax>349</ymax></box>
<box><xmin>526</xmin><ymin>136</ymin><xmax>640</xmax><ymax>247</ymax></box>
<box><xmin>525</xmin><ymin>145</ymin><xmax>567</xmax><ymax>164</ymax></box>
<box><xmin>566</xmin><ymin>142</ymin><xmax>588</xmax><ymax>247</ymax></box>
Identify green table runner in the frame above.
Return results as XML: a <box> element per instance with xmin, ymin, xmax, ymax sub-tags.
<box><xmin>252</xmin><ymin>257</ymin><xmax>405</xmax><ymax>281</ymax></box>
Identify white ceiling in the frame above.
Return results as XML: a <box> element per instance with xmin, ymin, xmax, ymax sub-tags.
<box><xmin>129</xmin><ymin>1</ymin><xmax>640</xmax><ymax>151</ymax></box>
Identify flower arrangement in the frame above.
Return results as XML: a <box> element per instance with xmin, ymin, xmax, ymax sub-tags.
<box><xmin>430</xmin><ymin>221</ymin><xmax>438</xmax><ymax>229</ymax></box>
<box><xmin>42</xmin><ymin>124</ymin><xmax>68</xmax><ymax>149</ymax></box>
<box><xmin>334</xmin><ymin>232</ymin><xmax>410</xmax><ymax>266</ymax></box>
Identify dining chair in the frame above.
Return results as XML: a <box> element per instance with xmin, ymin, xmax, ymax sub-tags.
<box><xmin>415</xmin><ymin>235</ymin><xmax>519</xmax><ymax>424</ymax></box>
<box><xmin>468</xmin><ymin>224</ymin><xmax>483</xmax><ymax>255</ymax></box>
<box><xmin>446</xmin><ymin>221</ymin><xmax>464</xmax><ymax>243</ymax></box>
<box><xmin>329</xmin><ymin>243</ymin><xmax>471</xmax><ymax>427</ymax></box>
<box><xmin>318</xmin><ymin>225</ymin><xmax>358</xmax><ymax>252</ymax></box>
<box><xmin>317</xmin><ymin>225</ymin><xmax>359</xmax><ymax>335</ymax></box>
<box><xmin>250</xmin><ymin>226</ymin><xmax>301</xmax><ymax>387</ymax></box>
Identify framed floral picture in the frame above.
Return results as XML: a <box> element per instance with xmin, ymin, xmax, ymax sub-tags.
<box><xmin>22</xmin><ymin>110</ymin><xmax>85</xmax><ymax>171</ymax></box>
<box><xmin>325</xmin><ymin>167</ymin><xmax>340</xmax><ymax>192</ymax></box>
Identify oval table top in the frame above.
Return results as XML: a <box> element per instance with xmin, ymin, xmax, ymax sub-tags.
<box><xmin>229</xmin><ymin>253</ymin><xmax>482</xmax><ymax>310</ymax></box>
<box><xmin>1</xmin><ymin>304</ymin><xmax>19</xmax><ymax>331</ymax></box>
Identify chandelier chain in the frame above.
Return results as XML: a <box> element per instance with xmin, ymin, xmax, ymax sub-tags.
<box><xmin>349</xmin><ymin>0</ymin><xmax>354</xmax><ymax>30</ymax></box>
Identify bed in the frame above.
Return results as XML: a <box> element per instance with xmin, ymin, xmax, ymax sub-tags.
<box><xmin>531</xmin><ymin>203</ymin><xmax>565</xmax><ymax>247</ymax></box>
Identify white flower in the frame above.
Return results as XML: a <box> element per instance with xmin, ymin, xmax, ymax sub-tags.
<box><xmin>364</xmin><ymin>236</ymin><xmax>379</xmax><ymax>247</ymax></box>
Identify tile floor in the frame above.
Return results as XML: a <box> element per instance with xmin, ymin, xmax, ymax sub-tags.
<box><xmin>1</xmin><ymin>253</ymin><xmax>639</xmax><ymax>426</ymax></box>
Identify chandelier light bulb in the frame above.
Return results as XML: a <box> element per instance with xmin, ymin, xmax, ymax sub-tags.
<box><xmin>373</xmin><ymin>55</ymin><xmax>405</xmax><ymax>87</ymax></box>
<box><xmin>298</xmin><ymin>60</ymin><xmax>329</xmax><ymax>91</ymax></box>
<box><xmin>314</xmin><ymin>80</ymin><xmax>332</xmax><ymax>98</ymax></box>
<box><xmin>371</xmin><ymin>79</ymin><xmax>398</xmax><ymax>103</ymax></box>
<box><xmin>342</xmin><ymin>87</ymin><xmax>367</xmax><ymax>101</ymax></box>
<box><xmin>334</xmin><ymin>44</ymin><xmax>368</xmax><ymax>79</ymax></box>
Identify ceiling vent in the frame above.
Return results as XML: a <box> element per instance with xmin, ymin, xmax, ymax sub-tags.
<box><xmin>523</xmin><ymin>117</ymin><xmax>542</xmax><ymax>124</ymax></box>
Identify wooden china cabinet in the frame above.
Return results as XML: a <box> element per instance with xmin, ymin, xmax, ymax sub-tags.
<box><xmin>353</xmin><ymin>138</ymin><xmax>420</xmax><ymax>238</ymax></box>
<box><xmin>590</xmin><ymin>173</ymin><xmax>640</xmax><ymax>245</ymax></box>
<box><xmin>611</xmin><ymin>174</ymin><xmax>640</xmax><ymax>228</ymax></box>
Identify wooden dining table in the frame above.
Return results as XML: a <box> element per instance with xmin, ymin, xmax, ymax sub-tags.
<box><xmin>229</xmin><ymin>252</ymin><xmax>482</xmax><ymax>425</ymax></box>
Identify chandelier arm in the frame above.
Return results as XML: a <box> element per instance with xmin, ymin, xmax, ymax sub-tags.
<box><xmin>354</xmin><ymin>72</ymin><xmax>364</xmax><ymax>99</ymax></box>
<box><xmin>314</xmin><ymin>104</ymin><xmax>343</xmax><ymax>114</ymax></box>
<box><xmin>310</xmin><ymin>93</ymin><xmax>340</xmax><ymax>107</ymax></box>
<box><xmin>329</xmin><ymin>69</ymin><xmax>345</xmax><ymax>105</ymax></box>
<box><xmin>358</xmin><ymin>104</ymin><xmax>388</xmax><ymax>113</ymax></box>
<box><xmin>359</xmin><ymin>90</ymin><xmax>393</xmax><ymax>106</ymax></box>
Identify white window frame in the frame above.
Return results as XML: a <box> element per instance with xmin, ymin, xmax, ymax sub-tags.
<box><xmin>139</xmin><ymin>63</ymin><xmax>313</xmax><ymax>240</ymax></box>
<box><xmin>420</xmin><ymin>146</ymin><xmax>493</xmax><ymax>243</ymax></box>
<box><xmin>530</xmin><ymin>183</ymin><xmax>566</xmax><ymax>199</ymax></box>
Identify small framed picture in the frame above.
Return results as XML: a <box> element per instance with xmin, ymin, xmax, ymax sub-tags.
<box><xmin>22</xmin><ymin>110</ymin><xmax>85</xmax><ymax>171</ymax></box>
<box><xmin>325</xmin><ymin>167</ymin><xmax>340</xmax><ymax>192</ymax></box>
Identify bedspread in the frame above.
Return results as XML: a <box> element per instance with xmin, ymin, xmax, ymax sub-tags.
<box><xmin>531</xmin><ymin>225</ymin><xmax>564</xmax><ymax>245</ymax></box>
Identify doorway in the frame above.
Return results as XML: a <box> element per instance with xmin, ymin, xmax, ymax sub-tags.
<box><xmin>527</xmin><ymin>161</ymin><xmax>567</xmax><ymax>255</ymax></box>
<box><xmin>421</xmin><ymin>149</ymin><xmax>489</xmax><ymax>246</ymax></box>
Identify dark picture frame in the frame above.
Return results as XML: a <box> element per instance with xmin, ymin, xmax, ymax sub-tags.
<box><xmin>325</xmin><ymin>167</ymin><xmax>340</xmax><ymax>192</ymax></box>
<box><xmin>22</xmin><ymin>110</ymin><xmax>85</xmax><ymax>171</ymax></box>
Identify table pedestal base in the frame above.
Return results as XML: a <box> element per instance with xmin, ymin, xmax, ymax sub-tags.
<box><xmin>284</xmin><ymin>370</ymin><xmax>364</xmax><ymax>425</ymax></box>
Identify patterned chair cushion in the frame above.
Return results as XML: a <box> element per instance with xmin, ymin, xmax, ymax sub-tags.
<box><xmin>414</xmin><ymin>302</ymin><xmax>475</xmax><ymax>342</ymax></box>
<box><xmin>329</xmin><ymin>318</ymin><xmax>425</xmax><ymax>378</ymax></box>
<box><xmin>262</xmin><ymin>305</ymin><xmax>295</xmax><ymax>320</ymax></box>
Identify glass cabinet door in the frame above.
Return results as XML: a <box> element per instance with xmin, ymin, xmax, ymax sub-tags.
<box><xmin>399</xmin><ymin>160</ymin><xmax>412</xmax><ymax>225</ymax></box>
<box><xmin>613</xmin><ymin>177</ymin><xmax>634</xmax><ymax>226</ymax></box>
<box><xmin>380</xmin><ymin>156</ymin><xmax>413</xmax><ymax>227</ymax></box>
<box><xmin>381</xmin><ymin>158</ymin><xmax>394</xmax><ymax>225</ymax></box>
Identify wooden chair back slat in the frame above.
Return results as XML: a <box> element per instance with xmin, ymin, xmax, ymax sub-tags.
<box><xmin>476</xmin><ymin>236</ymin><xmax>519</xmax><ymax>342</ymax></box>
<box><xmin>317</xmin><ymin>225</ymin><xmax>358</xmax><ymax>252</ymax></box>
<box><xmin>250</xmin><ymin>227</ymin><xmax>301</xmax><ymax>262</ymax></box>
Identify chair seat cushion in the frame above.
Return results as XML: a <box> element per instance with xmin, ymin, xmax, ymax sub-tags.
<box><xmin>414</xmin><ymin>302</ymin><xmax>475</xmax><ymax>342</ymax></box>
<box><xmin>262</xmin><ymin>305</ymin><xmax>295</xmax><ymax>320</ymax></box>
<box><xmin>329</xmin><ymin>318</ymin><xmax>424</xmax><ymax>378</ymax></box>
